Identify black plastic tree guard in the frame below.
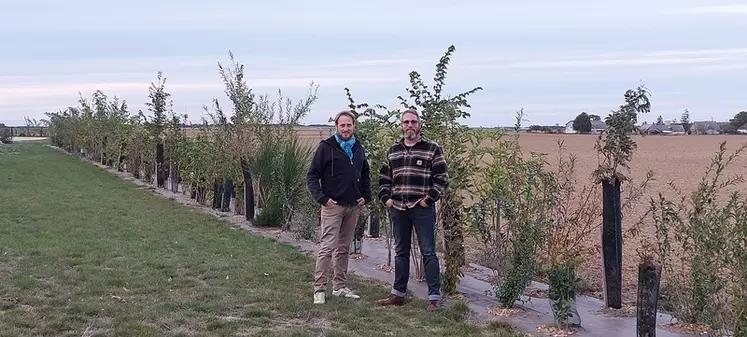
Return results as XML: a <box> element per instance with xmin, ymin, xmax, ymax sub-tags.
<box><xmin>155</xmin><ymin>143</ymin><xmax>166</xmax><ymax>188</ymax></box>
<box><xmin>369</xmin><ymin>214</ymin><xmax>380</xmax><ymax>238</ymax></box>
<box><xmin>221</xmin><ymin>180</ymin><xmax>234</xmax><ymax>212</ymax></box>
<box><xmin>169</xmin><ymin>162</ymin><xmax>180</xmax><ymax>193</ymax></box>
<box><xmin>240</xmin><ymin>158</ymin><xmax>255</xmax><ymax>221</ymax></box>
<box><xmin>602</xmin><ymin>179</ymin><xmax>623</xmax><ymax>309</ymax></box>
<box><xmin>636</xmin><ymin>260</ymin><xmax>661</xmax><ymax>337</ymax></box>
<box><xmin>212</xmin><ymin>179</ymin><xmax>222</xmax><ymax>209</ymax></box>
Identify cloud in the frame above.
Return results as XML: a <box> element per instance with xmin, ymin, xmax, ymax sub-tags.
<box><xmin>667</xmin><ymin>4</ymin><xmax>747</xmax><ymax>15</ymax></box>
<box><xmin>2</xmin><ymin>38</ymin><xmax>746</xmax><ymax>127</ymax></box>
<box><xmin>0</xmin><ymin>0</ymin><xmax>685</xmax><ymax>34</ymax></box>
<box><xmin>0</xmin><ymin>77</ymin><xmax>399</xmax><ymax>104</ymax></box>
<box><xmin>465</xmin><ymin>48</ymin><xmax>747</xmax><ymax>71</ymax></box>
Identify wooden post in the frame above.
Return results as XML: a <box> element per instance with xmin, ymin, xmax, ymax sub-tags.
<box><xmin>602</xmin><ymin>179</ymin><xmax>623</xmax><ymax>309</ymax></box>
<box><xmin>636</xmin><ymin>259</ymin><xmax>661</xmax><ymax>337</ymax></box>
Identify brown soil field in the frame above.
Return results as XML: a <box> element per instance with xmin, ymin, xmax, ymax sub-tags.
<box><xmin>188</xmin><ymin>125</ymin><xmax>747</xmax><ymax>303</ymax></box>
<box><xmin>513</xmin><ymin>133</ymin><xmax>747</xmax><ymax>303</ymax></box>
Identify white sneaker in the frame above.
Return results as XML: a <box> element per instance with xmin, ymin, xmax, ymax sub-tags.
<box><xmin>313</xmin><ymin>292</ymin><xmax>325</xmax><ymax>304</ymax></box>
<box><xmin>332</xmin><ymin>287</ymin><xmax>360</xmax><ymax>299</ymax></box>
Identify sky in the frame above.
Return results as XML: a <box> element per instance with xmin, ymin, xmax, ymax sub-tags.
<box><xmin>1</xmin><ymin>0</ymin><xmax>746</xmax><ymax>127</ymax></box>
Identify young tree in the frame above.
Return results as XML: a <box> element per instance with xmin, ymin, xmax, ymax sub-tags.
<box><xmin>729</xmin><ymin>111</ymin><xmax>747</xmax><ymax>130</ymax></box>
<box><xmin>594</xmin><ymin>84</ymin><xmax>651</xmax><ymax>309</ymax></box>
<box><xmin>681</xmin><ymin>109</ymin><xmax>691</xmax><ymax>133</ymax></box>
<box><xmin>397</xmin><ymin>45</ymin><xmax>484</xmax><ymax>294</ymax></box>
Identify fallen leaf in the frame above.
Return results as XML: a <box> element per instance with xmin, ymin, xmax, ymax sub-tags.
<box><xmin>487</xmin><ymin>306</ymin><xmax>522</xmax><ymax>317</ymax></box>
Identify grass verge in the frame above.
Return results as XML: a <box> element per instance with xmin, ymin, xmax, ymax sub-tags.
<box><xmin>0</xmin><ymin>144</ymin><xmax>522</xmax><ymax>337</ymax></box>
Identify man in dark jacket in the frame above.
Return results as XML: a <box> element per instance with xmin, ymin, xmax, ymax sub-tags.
<box><xmin>306</xmin><ymin>110</ymin><xmax>372</xmax><ymax>304</ymax></box>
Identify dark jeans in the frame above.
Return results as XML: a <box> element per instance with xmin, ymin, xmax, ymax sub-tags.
<box><xmin>389</xmin><ymin>204</ymin><xmax>441</xmax><ymax>301</ymax></box>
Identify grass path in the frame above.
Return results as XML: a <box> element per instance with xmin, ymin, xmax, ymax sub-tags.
<box><xmin>0</xmin><ymin>144</ymin><xmax>521</xmax><ymax>337</ymax></box>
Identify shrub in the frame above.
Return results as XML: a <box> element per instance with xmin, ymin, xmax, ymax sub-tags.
<box><xmin>0</xmin><ymin>123</ymin><xmax>11</xmax><ymax>144</ymax></box>
<box><xmin>643</xmin><ymin>141</ymin><xmax>747</xmax><ymax>336</ymax></box>
<box><xmin>469</xmin><ymin>112</ymin><xmax>557</xmax><ymax>308</ymax></box>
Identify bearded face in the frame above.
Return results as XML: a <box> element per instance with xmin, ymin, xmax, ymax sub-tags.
<box><xmin>336</xmin><ymin>114</ymin><xmax>355</xmax><ymax>140</ymax></box>
<box><xmin>401</xmin><ymin>113</ymin><xmax>420</xmax><ymax>140</ymax></box>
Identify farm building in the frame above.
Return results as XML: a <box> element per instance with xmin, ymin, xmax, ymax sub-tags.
<box><xmin>690</xmin><ymin>121</ymin><xmax>722</xmax><ymax>135</ymax></box>
<box><xmin>564</xmin><ymin>120</ymin><xmax>607</xmax><ymax>134</ymax></box>
<box><xmin>564</xmin><ymin>120</ymin><xmax>574</xmax><ymax>133</ymax></box>
<box><xmin>639</xmin><ymin>122</ymin><xmax>686</xmax><ymax>135</ymax></box>
<box><xmin>738</xmin><ymin>123</ymin><xmax>747</xmax><ymax>134</ymax></box>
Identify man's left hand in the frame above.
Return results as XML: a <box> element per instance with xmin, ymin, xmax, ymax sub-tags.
<box><xmin>357</xmin><ymin>198</ymin><xmax>366</xmax><ymax>206</ymax></box>
<box><xmin>419</xmin><ymin>198</ymin><xmax>428</xmax><ymax>207</ymax></box>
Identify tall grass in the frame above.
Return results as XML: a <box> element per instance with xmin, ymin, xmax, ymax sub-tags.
<box><xmin>248</xmin><ymin>133</ymin><xmax>312</xmax><ymax>228</ymax></box>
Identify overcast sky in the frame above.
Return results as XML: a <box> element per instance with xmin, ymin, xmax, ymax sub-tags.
<box><xmin>2</xmin><ymin>0</ymin><xmax>746</xmax><ymax>127</ymax></box>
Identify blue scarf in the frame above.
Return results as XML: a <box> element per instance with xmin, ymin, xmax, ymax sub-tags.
<box><xmin>334</xmin><ymin>132</ymin><xmax>355</xmax><ymax>160</ymax></box>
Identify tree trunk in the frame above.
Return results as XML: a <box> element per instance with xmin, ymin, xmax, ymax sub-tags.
<box><xmin>386</xmin><ymin>210</ymin><xmax>394</xmax><ymax>266</ymax></box>
<box><xmin>636</xmin><ymin>260</ymin><xmax>661</xmax><ymax>337</ymax></box>
<box><xmin>602</xmin><ymin>179</ymin><xmax>623</xmax><ymax>309</ymax></box>
<box><xmin>196</xmin><ymin>186</ymin><xmax>207</xmax><ymax>205</ymax></box>
<box><xmin>411</xmin><ymin>233</ymin><xmax>425</xmax><ymax>280</ymax></box>
<box><xmin>351</xmin><ymin>214</ymin><xmax>366</xmax><ymax>254</ymax></box>
<box><xmin>352</xmin><ymin>214</ymin><xmax>366</xmax><ymax>254</ymax></box>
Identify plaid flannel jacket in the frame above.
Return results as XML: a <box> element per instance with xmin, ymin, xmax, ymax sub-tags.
<box><xmin>378</xmin><ymin>136</ymin><xmax>449</xmax><ymax>211</ymax></box>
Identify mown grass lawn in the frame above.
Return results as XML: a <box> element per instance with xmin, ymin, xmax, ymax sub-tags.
<box><xmin>0</xmin><ymin>144</ymin><xmax>522</xmax><ymax>337</ymax></box>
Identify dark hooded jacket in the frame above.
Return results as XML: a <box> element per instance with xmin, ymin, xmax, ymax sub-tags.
<box><xmin>306</xmin><ymin>135</ymin><xmax>372</xmax><ymax>207</ymax></box>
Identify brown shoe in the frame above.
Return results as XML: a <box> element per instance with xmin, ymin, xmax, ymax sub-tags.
<box><xmin>377</xmin><ymin>295</ymin><xmax>405</xmax><ymax>306</ymax></box>
<box><xmin>427</xmin><ymin>300</ymin><xmax>440</xmax><ymax>312</ymax></box>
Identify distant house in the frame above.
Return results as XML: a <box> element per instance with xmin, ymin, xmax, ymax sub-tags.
<box><xmin>690</xmin><ymin>121</ymin><xmax>722</xmax><ymax>135</ymax></box>
<box><xmin>640</xmin><ymin>122</ymin><xmax>686</xmax><ymax>135</ymax></box>
<box><xmin>591</xmin><ymin>120</ymin><xmax>607</xmax><ymax>134</ymax></box>
<box><xmin>565</xmin><ymin>120</ymin><xmax>607</xmax><ymax>134</ymax></box>
<box><xmin>564</xmin><ymin>120</ymin><xmax>575</xmax><ymax>134</ymax></box>
<box><xmin>738</xmin><ymin>124</ymin><xmax>747</xmax><ymax>134</ymax></box>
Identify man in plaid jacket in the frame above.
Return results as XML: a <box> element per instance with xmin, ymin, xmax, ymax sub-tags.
<box><xmin>376</xmin><ymin>109</ymin><xmax>449</xmax><ymax>312</ymax></box>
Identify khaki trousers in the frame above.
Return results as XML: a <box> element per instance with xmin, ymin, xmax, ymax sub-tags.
<box><xmin>314</xmin><ymin>204</ymin><xmax>360</xmax><ymax>292</ymax></box>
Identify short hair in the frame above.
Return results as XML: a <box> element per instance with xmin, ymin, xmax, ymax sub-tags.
<box><xmin>334</xmin><ymin>110</ymin><xmax>356</xmax><ymax>125</ymax></box>
<box><xmin>400</xmin><ymin>109</ymin><xmax>420</xmax><ymax>121</ymax></box>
